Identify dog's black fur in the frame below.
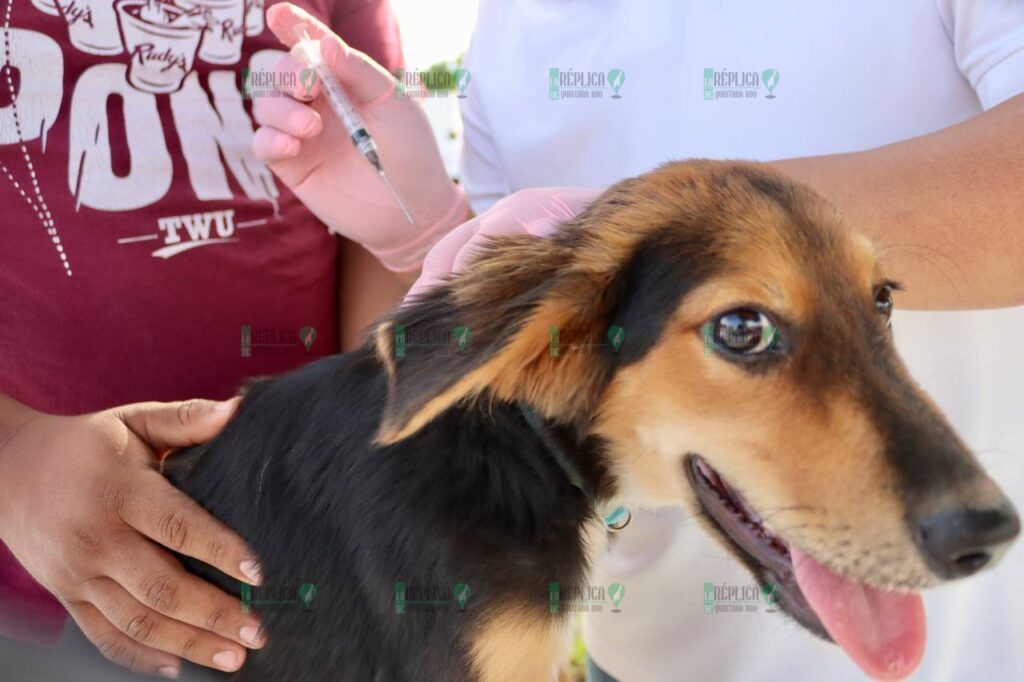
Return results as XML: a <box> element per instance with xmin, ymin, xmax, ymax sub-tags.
<box><xmin>165</xmin><ymin>341</ymin><xmax>621</xmax><ymax>681</ymax></box>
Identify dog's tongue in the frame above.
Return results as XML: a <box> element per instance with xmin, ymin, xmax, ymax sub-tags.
<box><xmin>791</xmin><ymin>547</ymin><xmax>926</xmax><ymax>680</ymax></box>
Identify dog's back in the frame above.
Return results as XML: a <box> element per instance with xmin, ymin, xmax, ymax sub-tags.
<box><xmin>165</xmin><ymin>350</ymin><xmax>400</xmax><ymax>680</ymax></box>
<box><xmin>165</xmin><ymin>347</ymin><xmax>593</xmax><ymax>681</ymax></box>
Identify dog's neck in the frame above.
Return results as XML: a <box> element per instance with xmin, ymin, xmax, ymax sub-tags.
<box><xmin>516</xmin><ymin>402</ymin><xmax>625</xmax><ymax>528</ymax></box>
<box><xmin>518</xmin><ymin>404</ymin><xmax>595</xmax><ymax>499</ymax></box>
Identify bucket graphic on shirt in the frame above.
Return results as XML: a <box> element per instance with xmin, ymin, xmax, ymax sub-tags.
<box><xmin>31</xmin><ymin>0</ymin><xmax>60</xmax><ymax>16</ymax></box>
<box><xmin>178</xmin><ymin>0</ymin><xmax>245</xmax><ymax>64</ymax></box>
<box><xmin>244</xmin><ymin>0</ymin><xmax>265</xmax><ymax>36</ymax></box>
<box><xmin>115</xmin><ymin>0</ymin><xmax>206</xmax><ymax>94</ymax></box>
<box><xmin>57</xmin><ymin>0</ymin><xmax>125</xmax><ymax>55</ymax></box>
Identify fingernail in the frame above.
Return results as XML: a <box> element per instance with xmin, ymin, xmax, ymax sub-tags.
<box><xmin>239</xmin><ymin>559</ymin><xmax>262</xmax><ymax>585</ymax></box>
<box><xmin>213</xmin><ymin>650</ymin><xmax>239</xmax><ymax>671</ymax></box>
<box><xmin>157</xmin><ymin>667</ymin><xmax>180</xmax><ymax>679</ymax></box>
<box><xmin>239</xmin><ymin>624</ymin><xmax>265</xmax><ymax>648</ymax></box>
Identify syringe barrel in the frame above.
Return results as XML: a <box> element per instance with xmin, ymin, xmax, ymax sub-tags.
<box><xmin>316</xmin><ymin>65</ymin><xmax>370</xmax><ymax>138</ymax></box>
<box><xmin>350</xmin><ymin>129</ymin><xmax>381</xmax><ymax>171</ymax></box>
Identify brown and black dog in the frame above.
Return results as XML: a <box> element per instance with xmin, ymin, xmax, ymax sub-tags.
<box><xmin>168</xmin><ymin>160</ymin><xmax>1019</xmax><ymax>681</ymax></box>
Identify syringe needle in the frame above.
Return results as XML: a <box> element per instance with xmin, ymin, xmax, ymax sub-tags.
<box><xmin>291</xmin><ymin>25</ymin><xmax>416</xmax><ymax>225</ymax></box>
<box><xmin>380</xmin><ymin>171</ymin><xmax>414</xmax><ymax>224</ymax></box>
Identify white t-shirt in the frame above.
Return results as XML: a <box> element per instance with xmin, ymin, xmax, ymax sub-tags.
<box><xmin>460</xmin><ymin>2</ymin><xmax>1024</xmax><ymax>680</ymax></box>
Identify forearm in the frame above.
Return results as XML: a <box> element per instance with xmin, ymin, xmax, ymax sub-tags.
<box><xmin>0</xmin><ymin>395</ymin><xmax>42</xmax><ymax>517</ymax></box>
<box><xmin>393</xmin><ymin>269</ymin><xmax>419</xmax><ymax>289</ymax></box>
<box><xmin>337</xmin><ymin>238</ymin><xmax>410</xmax><ymax>351</ymax></box>
<box><xmin>0</xmin><ymin>393</ymin><xmax>41</xmax><ymax>457</ymax></box>
<box><xmin>772</xmin><ymin>93</ymin><xmax>1024</xmax><ymax>310</ymax></box>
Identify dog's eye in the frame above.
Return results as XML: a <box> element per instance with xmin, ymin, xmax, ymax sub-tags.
<box><xmin>705</xmin><ymin>309</ymin><xmax>779</xmax><ymax>355</ymax></box>
<box><xmin>875</xmin><ymin>284</ymin><xmax>895</xmax><ymax>325</ymax></box>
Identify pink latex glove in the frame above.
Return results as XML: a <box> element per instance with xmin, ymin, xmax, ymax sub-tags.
<box><xmin>253</xmin><ymin>3</ymin><xmax>468</xmax><ymax>272</ymax></box>
<box><xmin>407</xmin><ymin>187</ymin><xmax>599</xmax><ymax>299</ymax></box>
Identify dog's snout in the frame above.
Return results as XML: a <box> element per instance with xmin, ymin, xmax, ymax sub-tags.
<box><xmin>914</xmin><ymin>503</ymin><xmax>1020</xmax><ymax>579</ymax></box>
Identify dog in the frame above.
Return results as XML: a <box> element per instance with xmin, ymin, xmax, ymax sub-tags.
<box><xmin>166</xmin><ymin>160</ymin><xmax>1020</xmax><ymax>681</ymax></box>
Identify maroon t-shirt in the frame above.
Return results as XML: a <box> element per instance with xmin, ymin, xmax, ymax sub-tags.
<box><xmin>0</xmin><ymin>0</ymin><xmax>402</xmax><ymax>644</ymax></box>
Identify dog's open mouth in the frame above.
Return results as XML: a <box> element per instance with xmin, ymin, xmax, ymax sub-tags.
<box><xmin>685</xmin><ymin>456</ymin><xmax>927</xmax><ymax>680</ymax></box>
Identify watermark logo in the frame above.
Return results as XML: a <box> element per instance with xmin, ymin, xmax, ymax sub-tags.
<box><xmin>703</xmin><ymin>322</ymin><xmax>777</xmax><ymax>357</ymax></box>
<box><xmin>300</xmin><ymin>68</ymin><xmax>317</xmax><ymax>97</ymax></box>
<box><xmin>608</xmin><ymin>68</ymin><xmax>625</xmax><ymax>98</ymax></box>
<box><xmin>549</xmin><ymin>325</ymin><xmax>626</xmax><ymax>357</ymax></box>
<box><xmin>454</xmin><ymin>582</ymin><xmax>471</xmax><ymax>608</ymax></box>
<box><xmin>549</xmin><ymin>582</ymin><xmax>625</xmax><ymax>614</ymax></box>
<box><xmin>454</xmin><ymin>68</ymin><xmax>471</xmax><ymax>98</ymax></box>
<box><xmin>703</xmin><ymin>67</ymin><xmax>780</xmax><ymax>101</ymax></box>
<box><xmin>395</xmin><ymin>65</ymin><xmax>470</xmax><ymax>100</ymax></box>
<box><xmin>393</xmin><ymin>325</ymin><xmax>471</xmax><ymax>358</ymax></box>
<box><xmin>394</xmin><ymin>582</ymin><xmax>471</xmax><ymax>614</ymax></box>
<box><xmin>703</xmin><ymin>581</ymin><xmax>778</xmax><ymax>614</ymax></box>
<box><xmin>241</xmin><ymin>325</ymin><xmax>318</xmax><ymax>357</ymax></box>
<box><xmin>241</xmin><ymin>582</ymin><xmax>317</xmax><ymax>613</ymax></box>
<box><xmin>607</xmin><ymin>325</ymin><xmax>625</xmax><ymax>352</ymax></box>
<box><xmin>453</xmin><ymin>325</ymin><xmax>471</xmax><ymax>350</ymax></box>
<box><xmin>299</xmin><ymin>325</ymin><xmax>318</xmax><ymax>352</ymax></box>
<box><xmin>549</xmin><ymin>68</ymin><xmax>626</xmax><ymax>100</ymax></box>
<box><xmin>609</xmin><ymin>582</ymin><xmax>626</xmax><ymax>611</ymax></box>
<box><xmin>241</xmin><ymin>68</ymin><xmax>306</xmax><ymax>99</ymax></box>
<box><xmin>762</xmin><ymin>68</ymin><xmax>780</xmax><ymax>99</ymax></box>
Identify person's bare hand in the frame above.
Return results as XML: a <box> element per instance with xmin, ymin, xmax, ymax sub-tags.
<box><xmin>0</xmin><ymin>399</ymin><xmax>265</xmax><ymax>679</ymax></box>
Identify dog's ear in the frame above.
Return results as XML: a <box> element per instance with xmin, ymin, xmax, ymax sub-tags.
<box><xmin>372</xmin><ymin>229</ymin><xmax>625</xmax><ymax>445</ymax></box>
<box><xmin>372</xmin><ymin>171</ymin><xmax>719</xmax><ymax>446</ymax></box>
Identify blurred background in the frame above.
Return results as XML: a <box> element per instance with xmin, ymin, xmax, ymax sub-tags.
<box><xmin>390</xmin><ymin>0</ymin><xmax>480</xmax><ymax>179</ymax></box>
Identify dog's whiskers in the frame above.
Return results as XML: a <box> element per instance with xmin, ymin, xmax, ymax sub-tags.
<box><xmin>758</xmin><ymin>505</ymin><xmax>822</xmax><ymax>522</ymax></box>
<box><xmin>873</xmin><ymin>240</ymin><xmax>964</xmax><ymax>299</ymax></box>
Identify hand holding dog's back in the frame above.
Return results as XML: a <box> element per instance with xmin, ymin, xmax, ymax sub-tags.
<box><xmin>0</xmin><ymin>395</ymin><xmax>265</xmax><ymax>679</ymax></box>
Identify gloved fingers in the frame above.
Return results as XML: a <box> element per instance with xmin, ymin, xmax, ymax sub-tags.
<box><xmin>318</xmin><ymin>35</ymin><xmax>397</xmax><ymax>105</ymax></box>
<box><xmin>253</xmin><ymin>92</ymin><xmax>323</xmax><ymax>140</ymax></box>
<box><xmin>269</xmin><ymin>3</ymin><xmax>395</xmax><ymax>106</ymax></box>
<box><xmin>406</xmin><ymin>188</ymin><xmax>599</xmax><ymax>301</ymax></box>
<box><xmin>252</xmin><ymin>126</ymin><xmax>301</xmax><ymax>163</ymax></box>
<box><xmin>258</xmin><ymin>52</ymin><xmax>322</xmax><ymax>102</ymax></box>
<box><xmin>406</xmin><ymin>219</ymin><xmax>482</xmax><ymax>300</ymax></box>
<box><xmin>530</xmin><ymin>187</ymin><xmax>600</xmax><ymax>232</ymax></box>
<box><xmin>267</xmin><ymin>2</ymin><xmax>332</xmax><ymax>50</ymax></box>
<box><xmin>449</xmin><ymin>189</ymin><xmax>596</xmax><ymax>272</ymax></box>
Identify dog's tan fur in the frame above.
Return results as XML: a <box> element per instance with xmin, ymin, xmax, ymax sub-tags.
<box><xmin>469</xmin><ymin>609</ymin><xmax>571</xmax><ymax>682</ymax></box>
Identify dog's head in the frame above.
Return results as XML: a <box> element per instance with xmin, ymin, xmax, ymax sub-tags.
<box><xmin>373</xmin><ymin>161</ymin><xmax>1019</xmax><ymax>679</ymax></box>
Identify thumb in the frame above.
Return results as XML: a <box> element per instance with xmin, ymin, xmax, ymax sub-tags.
<box><xmin>268</xmin><ymin>2</ymin><xmax>395</xmax><ymax>104</ymax></box>
<box><xmin>116</xmin><ymin>398</ymin><xmax>240</xmax><ymax>452</ymax></box>
<box><xmin>405</xmin><ymin>218</ymin><xmax>481</xmax><ymax>301</ymax></box>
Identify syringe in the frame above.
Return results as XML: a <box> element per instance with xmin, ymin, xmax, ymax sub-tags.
<box><xmin>291</xmin><ymin>26</ymin><xmax>414</xmax><ymax>224</ymax></box>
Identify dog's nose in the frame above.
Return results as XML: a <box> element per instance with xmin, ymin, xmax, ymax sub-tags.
<box><xmin>915</xmin><ymin>503</ymin><xmax>1021</xmax><ymax>578</ymax></box>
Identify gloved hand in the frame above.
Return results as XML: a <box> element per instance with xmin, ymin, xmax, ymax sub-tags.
<box><xmin>252</xmin><ymin>3</ymin><xmax>468</xmax><ymax>272</ymax></box>
<box><xmin>407</xmin><ymin>187</ymin><xmax>599</xmax><ymax>299</ymax></box>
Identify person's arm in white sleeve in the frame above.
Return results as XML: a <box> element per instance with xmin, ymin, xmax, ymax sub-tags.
<box><xmin>770</xmin><ymin>0</ymin><xmax>1024</xmax><ymax>310</ymax></box>
<box><xmin>937</xmin><ymin>0</ymin><xmax>1024</xmax><ymax>109</ymax></box>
